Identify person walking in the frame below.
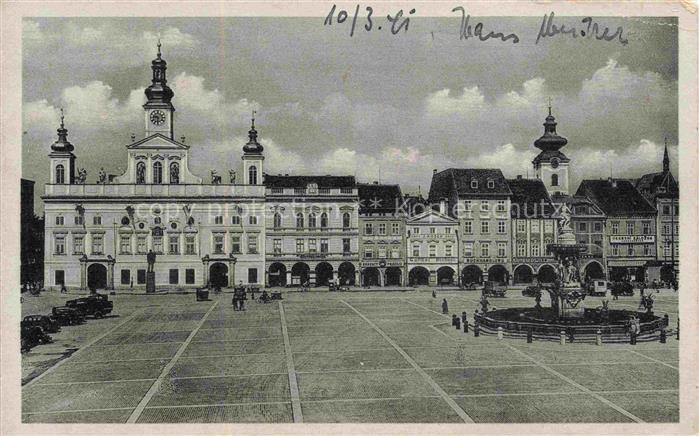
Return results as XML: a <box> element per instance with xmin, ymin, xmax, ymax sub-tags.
<box><xmin>432</xmin><ymin>289</ymin><xmax>437</xmax><ymax>299</ymax></box>
<box><xmin>442</xmin><ymin>298</ymin><xmax>449</xmax><ymax>314</ymax></box>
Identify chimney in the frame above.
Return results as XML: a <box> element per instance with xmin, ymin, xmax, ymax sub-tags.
<box><xmin>516</xmin><ymin>175</ymin><xmax>523</xmax><ymax>180</ymax></box>
<box><xmin>433</xmin><ymin>169</ymin><xmax>438</xmax><ymax>175</ymax></box>
<box><xmin>439</xmin><ymin>198</ymin><xmax>447</xmax><ymax>214</ymax></box>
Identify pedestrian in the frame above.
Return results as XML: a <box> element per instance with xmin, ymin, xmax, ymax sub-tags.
<box><xmin>442</xmin><ymin>298</ymin><xmax>448</xmax><ymax>314</ymax></box>
<box><xmin>60</xmin><ymin>283</ymin><xmax>67</xmax><ymax>294</ymax></box>
<box><xmin>432</xmin><ymin>289</ymin><xmax>436</xmax><ymax>298</ymax></box>
<box><xmin>461</xmin><ymin>311</ymin><xmax>467</xmax><ymax>327</ymax></box>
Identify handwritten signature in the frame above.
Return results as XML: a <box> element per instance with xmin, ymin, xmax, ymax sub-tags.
<box><xmin>536</xmin><ymin>12</ymin><xmax>628</xmax><ymax>45</ymax></box>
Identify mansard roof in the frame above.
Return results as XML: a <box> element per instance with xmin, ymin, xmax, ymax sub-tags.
<box><xmin>576</xmin><ymin>179</ymin><xmax>657</xmax><ymax>216</ymax></box>
<box><xmin>429</xmin><ymin>168</ymin><xmax>511</xmax><ymax>202</ymax></box>
<box><xmin>358</xmin><ymin>183</ymin><xmax>403</xmax><ymax>214</ymax></box>
<box><xmin>506</xmin><ymin>177</ymin><xmax>556</xmax><ymax>218</ymax></box>
<box><xmin>636</xmin><ymin>170</ymin><xmax>678</xmax><ymax>201</ymax></box>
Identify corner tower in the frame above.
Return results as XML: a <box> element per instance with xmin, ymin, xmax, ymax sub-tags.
<box><xmin>144</xmin><ymin>40</ymin><xmax>175</xmax><ymax>139</ymax></box>
<box><xmin>242</xmin><ymin>112</ymin><xmax>264</xmax><ymax>185</ymax></box>
<box><xmin>533</xmin><ymin>106</ymin><xmax>570</xmax><ymax>196</ymax></box>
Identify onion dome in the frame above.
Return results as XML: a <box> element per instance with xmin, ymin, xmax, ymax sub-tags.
<box><xmin>51</xmin><ymin>109</ymin><xmax>74</xmax><ymax>152</ymax></box>
<box><xmin>242</xmin><ymin>111</ymin><xmax>264</xmax><ymax>154</ymax></box>
<box><xmin>534</xmin><ymin>106</ymin><xmax>568</xmax><ymax>152</ymax></box>
<box><xmin>144</xmin><ymin>40</ymin><xmax>174</xmax><ymax>104</ymax></box>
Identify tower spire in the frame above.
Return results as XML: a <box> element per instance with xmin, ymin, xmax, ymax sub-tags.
<box><xmin>663</xmin><ymin>137</ymin><xmax>670</xmax><ymax>173</ymax></box>
<box><xmin>243</xmin><ymin>110</ymin><xmax>264</xmax><ymax>155</ymax></box>
<box><xmin>548</xmin><ymin>96</ymin><xmax>552</xmax><ymax>116</ymax></box>
<box><xmin>157</xmin><ymin>38</ymin><xmax>162</xmax><ymax>59</ymax></box>
<box><xmin>51</xmin><ymin>108</ymin><xmax>74</xmax><ymax>152</ymax></box>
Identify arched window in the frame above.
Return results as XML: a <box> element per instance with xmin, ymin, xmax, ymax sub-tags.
<box><xmin>342</xmin><ymin>212</ymin><xmax>351</xmax><ymax>228</ymax></box>
<box><xmin>273</xmin><ymin>213</ymin><xmax>282</xmax><ymax>229</ymax></box>
<box><xmin>296</xmin><ymin>213</ymin><xmax>304</xmax><ymax>229</ymax></box>
<box><xmin>321</xmin><ymin>212</ymin><xmax>328</xmax><ymax>228</ymax></box>
<box><xmin>551</xmin><ymin>174</ymin><xmax>559</xmax><ymax>187</ymax></box>
<box><xmin>136</xmin><ymin>162</ymin><xmax>146</xmax><ymax>184</ymax></box>
<box><xmin>55</xmin><ymin>164</ymin><xmax>65</xmax><ymax>184</ymax></box>
<box><xmin>169</xmin><ymin>162</ymin><xmax>179</xmax><ymax>184</ymax></box>
<box><xmin>308</xmin><ymin>213</ymin><xmax>317</xmax><ymax>228</ymax></box>
<box><xmin>249</xmin><ymin>166</ymin><xmax>258</xmax><ymax>185</ymax></box>
<box><xmin>153</xmin><ymin>161</ymin><xmax>163</xmax><ymax>184</ymax></box>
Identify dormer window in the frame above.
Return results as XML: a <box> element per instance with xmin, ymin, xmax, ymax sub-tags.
<box><xmin>487</xmin><ymin>180</ymin><xmax>495</xmax><ymax>189</ymax></box>
<box><xmin>470</xmin><ymin>180</ymin><xmax>478</xmax><ymax>189</ymax></box>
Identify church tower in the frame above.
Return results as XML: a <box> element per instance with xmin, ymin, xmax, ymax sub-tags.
<box><xmin>143</xmin><ymin>40</ymin><xmax>175</xmax><ymax>139</ymax></box>
<box><xmin>242</xmin><ymin>112</ymin><xmax>264</xmax><ymax>185</ymax></box>
<box><xmin>48</xmin><ymin>109</ymin><xmax>76</xmax><ymax>184</ymax></box>
<box><xmin>532</xmin><ymin>106</ymin><xmax>570</xmax><ymax>196</ymax></box>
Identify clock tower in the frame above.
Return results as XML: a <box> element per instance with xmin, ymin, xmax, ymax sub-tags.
<box><xmin>144</xmin><ymin>40</ymin><xmax>175</xmax><ymax>139</ymax></box>
<box><xmin>532</xmin><ymin>106</ymin><xmax>570</xmax><ymax>196</ymax></box>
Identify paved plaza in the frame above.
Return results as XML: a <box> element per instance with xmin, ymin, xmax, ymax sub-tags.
<box><xmin>22</xmin><ymin>290</ymin><xmax>679</xmax><ymax>423</ymax></box>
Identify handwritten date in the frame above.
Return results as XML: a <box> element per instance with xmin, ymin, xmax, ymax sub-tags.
<box><xmin>324</xmin><ymin>4</ymin><xmax>415</xmax><ymax>36</ymax></box>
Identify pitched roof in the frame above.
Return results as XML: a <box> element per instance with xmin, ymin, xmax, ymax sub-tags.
<box><xmin>506</xmin><ymin>177</ymin><xmax>555</xmax><ymax>218</ymax></box>
<box><xmin>357</xmin><ymin>183</ymin><xmax>403</xmax><ymax>214</ymax></box>
<box><xmin>264</xmin><ymin>175</ymin><xmax>355</xmax><ymax>188</ymax></box>
<box><xmin>407</xmin><ymin>208</ymin><xmax>458</xmax><ymax>224</ymax></box>
<box><xmin>428</xmin><ymin>168</ymin><xmax>511</xmax><ymax>202</ymax></box>
<box><xmin>126</xmin><ymin>133</ymin><xmax>189</xmax><ymax>149</ymax></box>
<box><xmin>532</xmin><ymin>149</ymin><xmax>570</xmax><ymax>165</ymax></box>
<box><xmin>575</xmin><ymin>179</ymin><xmax>656</xmax><ymax>216</ymax></box>
<box><xmin>635</xmin><ymin>171</ymin><xmax>679</xmax><ymax>201</ymax></box>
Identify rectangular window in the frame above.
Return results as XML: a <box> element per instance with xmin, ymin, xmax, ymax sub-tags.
<box><xmin>412</xmin><ymin>245</ymin><xmax>420</xmax><ymax>257</ymax></box>
<box><xmin>273</xmin><ymin>238</ymin><xmax>282</xmax><ymax>255</ymax></box>
<box><xmin>643</xmin><ymin>244</ymin><xmax>651</xmax><ymax>256</ymax></box>
<box><xmin>611</xmin><ymin>222</ymin><xmax>619</xmax><ymax>235</ymax></box>
<box><xmin>497</xmin><ymin>220</ymin><xmax>506</xmax><ymax>234</ymax></box>
<box><xmin>185</xmin><ymin>236</ymin><xmax>196</xmax><ymax>255</ymax></box>
<box><xmin>308</xmin><ymin>238</ymin><xmax>317</xmax><ymax>253</ymax></box>
<box><xmin>663</xmin><ymin>224</ymin><xmax>670</xmax><ymax>235</ymax></box>
<box><xmin>517</xmin><ymin>220</ymin><xmax>526</xmax><ymax>233</ymax></box>
<box><xmin>168</xmin><ymin>235</ymin><xmax>179</xmax><ymax>254</ymax></box>
<box><xmin>93</xmin><ymin>216</ymin><xmax>102</xmax><ymax>225</ymax></box>
<box><xmin>429</xmin><ymin>245</ymin><xmax>436</xmax><ymax>257</ymax></box>
<box><xmin>231</xmin><ymin>216</ymin><xmax>241</xmax><ymax>225</ymax></box>
<box><xmin>186</xmin><ymin>269</ymin><xmax>195</xmax><ymax>284</ymax></box>
<box><xmin>55</xmin><ymin>270</ymin><xmax>65</xmax><ymax>286</ymax></box>
<box><xmin>73</xmin><ymin>235</ymin><xmax>84</xmax><ymax>254</ymax></box>
<box><xmin>378</xmin><ymin>223</ymin><xmax>386</xmax><ymax>235</ymax></box>
<box><xmin>430</xmin><ymin>227</ymin><xmax>436</xmax><ymax>234</ymax></box>
<box><xmin>664</xmin><ymin>242</ymin><xmax>671</xmax><ymax>257</ymax></box>
<box><xmin>247</xmin><ymin>234</ymin><xmax>258</xmax><ymax>254</ymax></box>
<box><xmin>481</xmin><ymin>221</ymin><xmax>489</xmax><ymax>234</ymax></box>
<box><xmin>320</xmin><ymin>238</ymin><xmax>328</xmax><ymax>253</ymax></box>
<box><xmin>663</xmin><ymin>205</ymin><xmax>670</xmax><ymax>215</ymax></box>
<box><xmin>137</xmin><ymin>269</ymin><xmax>146</xmax><ymax>284</ymax></box>
<box><xmin>249</xmin><ymin>216</ymin><xmax>258</xmax><ymax>225</ymax></box>
<box><xmin>674</xmin><ymin>205</ymin><xmax>679</xmax><ymax>215</ymax></box>
<box><xmin>627</xmin><ymin>245</ymin><xmax>634</xmax><ymax>256</ymax></box>
<box><xmin>480</xmin><ymin>200</ymin><xmax>490</xmax><ymax>213</ymax></box>
<box><xmin>152</xmin><ymin>236</ymin><xmax>163</xmax><ymax>253</ymax></box>
<box><xmin>391</xmin><ymin>222</ymin><xmax>400</xmax><ymax>235</ymax></box>
<box><xmin>214</xmin><ymin>215</ymin><xmax>223</xmax><ymax>225</ymax></box>
<box><xmin>377</xmin><ymin>247</ymin><xmax>387</xmax><ymax>258</ymax></box>
<box><xmin>55</xmin><ymin>216</ymin><xmax>64</xmax><ymax>226</ymax></box>
<box><xmin>544</xmin><ymin>221</ymin><xmax>553</xmax><ymax>233</ymax></box>
<box><xmin>121</xmin><ymin>269</ymin><xmax>130</xmax><ymax>285</ymax></box>
<box><xmin>497</xmin><ymin>242</ymin><xmax>507</xmax><ymax>258</ymax></box>
<box><xmin>169</xmin><ymin>269</ymin><xmax>178</xmax><ymax>284</ymax></box>
<box><xmin>55</xmin><ymin>234</ymin><xmax>65</xmax><ymax>254</ymax></box>
<box><xmin>497</xmin><ymin>200</ymin><xmax>506</xmax><ymax>212</ymax></box>
<box><xmin>531</xmin><ymin>242</ymin><xmax>540</xmax><ymax>257</ymax></box>
<box><xmin>230</xmin><ymin>235</ymin><xmax>241</xmax><ymax>254</ymax></box>
<box><xmin>413</xmin><ymin>227</ymin><xmax>420</xmax><ymax>234</ymax></box>
<box><xmin>365</xmin><ymin>249</ymin><xmax>374</xmax><ymax>258</ymax></box>
<box><xmin>612</xmin><ymin>245</ymin><xmax>619</xmax><ymax>256</ymax></box>
<box><xmin>627</xmin><ymin>222</ymin><xmax>634</xmax><ymax>235</ymax></box>
<box><xmin>391</xmin><ymin>249</ymin><xmax>400</xmax><ymax>259</ymax></box>
<box><xmin>531</xmin><ymin>221</ymin><xmax>540</xmax><ymax>232</ymax></box>
<box><xmin>464</xmin><ymin>200</ymin><xmax>472</xmax><ymax>211</ymax></box>
<box><xmin>445</xmin><ymin>245</ymin><xmax>453</xmax><ymax>257</ymax></box>
<box><xmin>91</xmin><ymin>234</ymin><xmax>103</xmax><ymax>255</ymax></box>
<box><xmin>517</xmin><ymin>243</ymin><xmax>526</xmax><ymax>257</ymax></box>
<box><xmin>343</xmin><ymin>238</ymin><xmax>351</xmax><ymax>254</ymax></box>
<box><xmin>296</xmin><ymin>238</ymin><xmax>305</xmax><ymax>253</ymax></box>
<box><xmin>594</xmin><ymin>222</ymin><xmax>602</xmax><ymax>232</ymax></box>
<box><xmin>365</xmin><ymin>223</ymin><xmax>373</xmax><ymax>235</ymax></box>
<box><xmin>74</xmin><ymin>215</ymin><xmax>83</xmax><ymax>225</ymax></box>
<box><xmin>464</xmin><ymin>221</ymin><xmax>472</xmax><ymax>234</ymax></box>
<box><xmin>642</xmin><ymin>221</ymin><xmax>650</xmax><ymax>235</ymax></box>
<box><xmin>481</xmin><ymin>243</ymin><xmax>490</xmax><ymax>258</ymax></box>
<box><xmin>248</xmin><ymin>268</ymin><xmax>258</xmax><ymax>284</ymax></box>
<box><xmin>137</xmin><ymin>235</ymin><xmax>148</xmax><ymax>254</ymax></box>
<box><xmin>578</xmin><ymin>222</ymin><xmax>587</xmax><ymax>232</ymax></box>
<box><xmin>120</xmin><ymin>235</ymin><xmax>132</xmax><ymax>254</ymax></box>
<box><xmin>213</xmin><ymin>234</ymin><xmax>224</xmax><ymax>254</ymax></box>
<box><xmin>464</xmin><ymin>242</ymin><xmax>473</xmax><ymax>257</ymax></box>
<box><xmin>445</xmin><ymin>227</ymin><xmax>451</xmax><ymax>234</ymax></box>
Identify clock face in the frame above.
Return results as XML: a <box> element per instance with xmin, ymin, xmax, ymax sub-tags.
<box><xmin>551</xmin><ymin>158</ymin><xmax>560</xmax><ymax>169</ymax></box>
<box><xmin>150</xmin><ymin>110</ymin><xmax>166</xmax><ymax>126</ymax></box>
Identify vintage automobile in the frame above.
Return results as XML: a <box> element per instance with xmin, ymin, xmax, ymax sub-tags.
<box><xmin>521</xmin><ymin>285</ymin><xmax>541</xmax><ymax>297</ymax></box>
<box><xmin>51</xmin><ymin>306</ymin><xmax>86</xmax><ymax>325</ymax></box>
<box><xmin>585</xmin><ymin>280</ymin><xmax>608</xmax><ymax>297</ymax></box>
<box><xmin>21</xmin><ymin>315</ymin><xmax>60</xmax><ymax>333</ymax></box>
<box><xmin>65</xmin><ymin>294</ymin><xmax>113</xmax><ymax>318</ymax></box>
<box><xmin>609</xmin><ymin>281</ymin><xmax>634</xmax><ymax>297</ymax></box>
<box><xmin>21</xmin><ymin>325</ymin><xmax>52</xmax><ymax>352</ymax></box>
<box><xmin>482</xmin><ymin>281</ymin><xmax>507</xmax><ymax>298</ymax></box>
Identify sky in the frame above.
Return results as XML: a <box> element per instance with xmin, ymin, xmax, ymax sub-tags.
<box><xmin>22</xmin><ymin>17</ymin><xmax>678</xmax><ymax>212</ymax></box>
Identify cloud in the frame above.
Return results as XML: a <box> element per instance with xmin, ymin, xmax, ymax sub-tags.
<box><xmin>425</xmin><ymin>86</ymin><xmax>486</xmax><ymax>119</ymax></box>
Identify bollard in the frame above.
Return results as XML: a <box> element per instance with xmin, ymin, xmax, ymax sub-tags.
<box><xmin>596</xmin><ymin>329</ymin><xmax>602</xmax><ymax>346</ymax></box>
<box><xmin>560</xmin><ymin>330</ymin><xmax>566</xmax><ymax>345</ymax></box>
<box><xmin>660</xmin><ymin>328</ymin><xmax>667</xmax><ymax>343</ymax></box>
<box><xmin>497</xmin><ymin>326</ymin><xmax>503</xmax><ymax>340</ymax></box>
<box><xmin>474</xmin><ymin>323</ymin><xmax>480</xmax><ymax>337</ymax></box>
<box><xmin>526</xmin><ymin>328</ymin><xmax>533</xmax><ymax>343</ymax></box>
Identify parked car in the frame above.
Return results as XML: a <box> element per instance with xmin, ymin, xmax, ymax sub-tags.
<box><xmin>522</xmin><ymin>285</ymin><xmax>541</xmax><ymax>297</ymax></box>
<box><xmin>483</xmin><ymin>281</ymin><xmax>507</xmax><ymax>298</ymax></box>
<box><xmin>66</xmin><ymin>294</ymin><xmax>113</xmax><ymax>318</ymax></box>
<box><xmin>610</xmin><ymin>281</ymin><xmax>634</xmax><ymax>297</ymax></box>
<box><xmin>21</xmin><ymin>315</ymin><xmax>60</xmax><ymax>333</ymax></box>
<box><xmin>51</xmin><ymin>306</ymin><xmax>86</xmax><ymax>325</ymax></box>
<box><xmin>21</xmin><ymin>325</ymin><xmax>52</xmax><ymax>352</ymax></box>
<box><xmin>585</xmin><ymin>280</ymin><xmax>608</xmax><ymax>297</ymax></box>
